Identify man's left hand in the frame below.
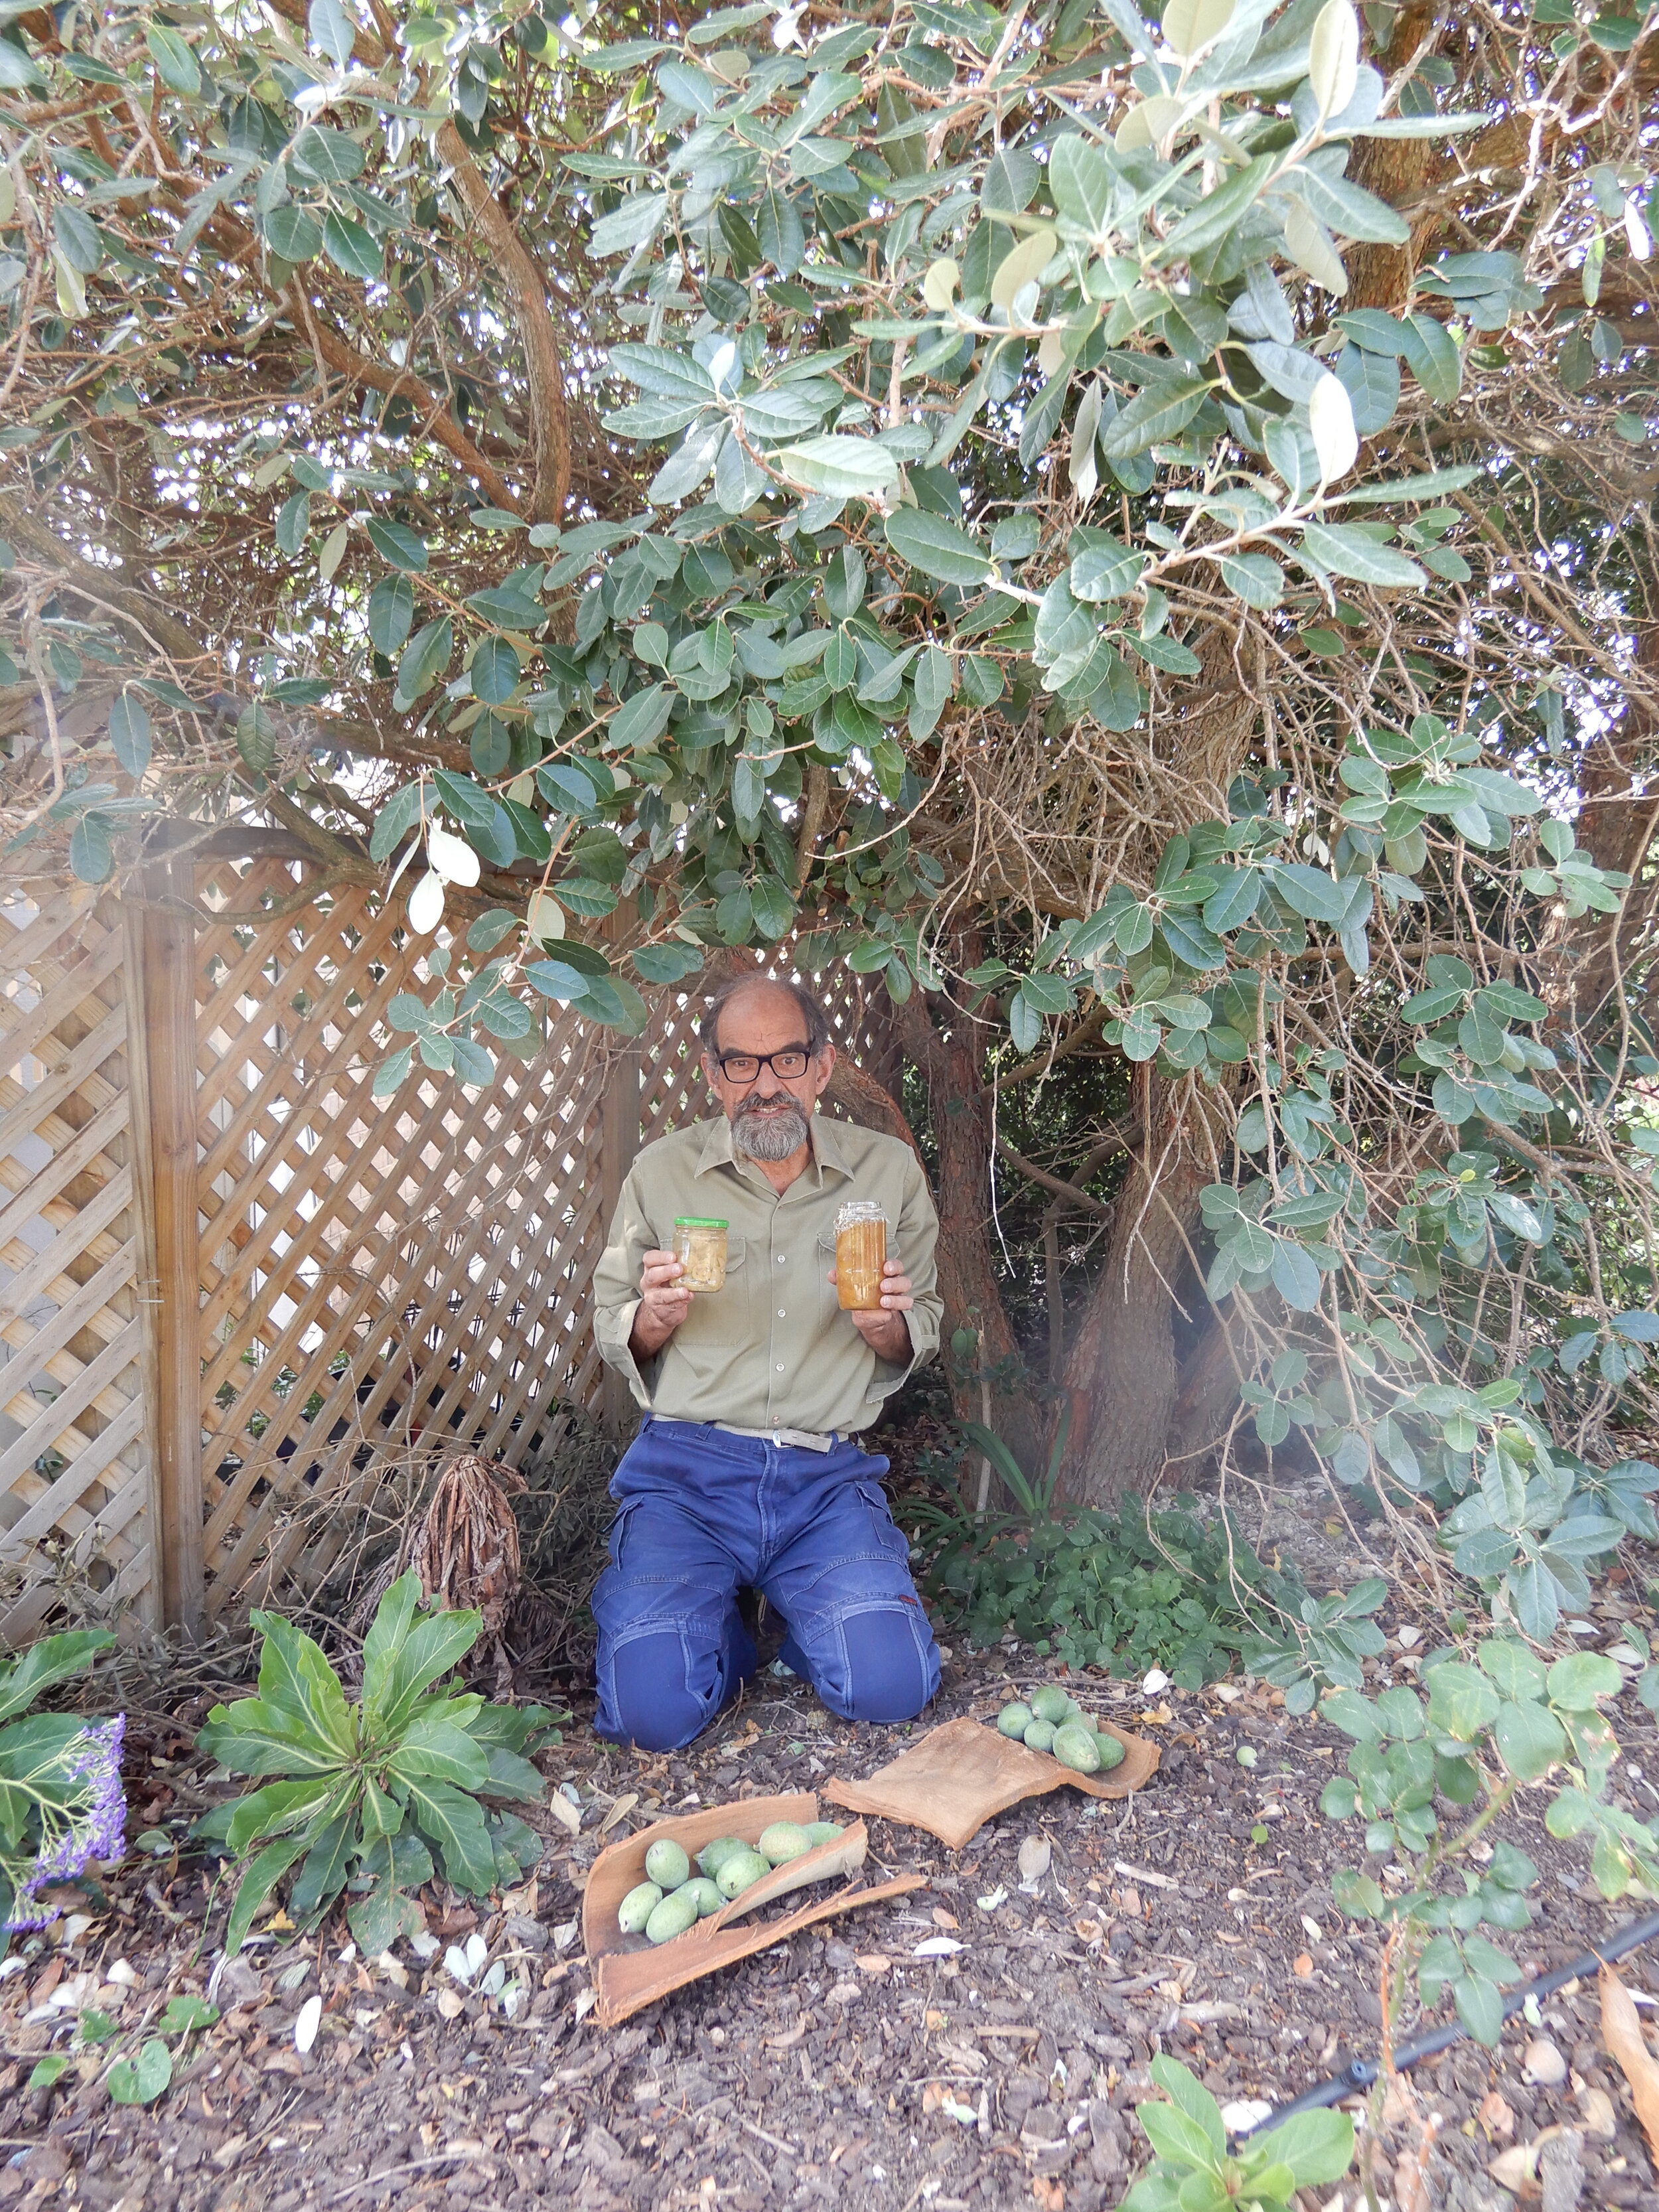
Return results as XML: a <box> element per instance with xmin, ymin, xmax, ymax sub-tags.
<box><xmin>828</xmin><ymin>1256</ymin><xmax>914</xmax><ymax>1363</ymax></box>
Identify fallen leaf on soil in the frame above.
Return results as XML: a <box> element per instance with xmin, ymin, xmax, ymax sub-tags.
<box><xmin>1524</xmin><ymin>2036</ymin><xmax>1567</xmax><ymax>2087</ymax></box>
<box><xmin>1032</xmin><ymin>2179</ymin><xmax>1064</xmax><ymax>2210</ymax></box>
<box><xmin>1074</xmin><ymin>1919</ymin><xmax>1103</xmax><ymax>1943</ymax></box>
<box><xmin>1602</xmin><ymin>1965</ymin><xmax>1659</xmax><ymax>2166</ymax></box>
<box><xmin>1293</xmin><ymin>1953</ymin><xmax>1314</xmax><ymax>1978</ymax></box>
<box><xmin>597</xmin><ymin>1793</ymin><xmax>639</xmax><ymax>1836</ymax></box>
<box><xmin>1018</xmin><ymin>1837</ymin><xmax>1052</xmax><ymax>1887</ymax></box>
<box><xmin>1139</xmin><ymin>1703</ymin><xmax>1175</xmax><ymax>1725</ymax></box>
<box><xmin>1488</xmin><ymin>2140</ymin><xmax>1544</xmax><ymax>2195</ymax></box>
<box><xmin>1113</xmin><ymin>1861</ymin><xmax>1179</xmax><ymax>1891</ymax></box>
<box><xmin>545</xmin><ymin>1793</ymin><xmax>581</xmax><ymax>1838</ymax></box>
<box><xmin>977</xmin><ymin>1887</ymin><xmax>1009</xmax><ymax>1911</ymax></box>
<box><xmin>765</xmin><ymin>2025</ymin><xmax>805</xmax><ymax>2049</ymax></box>
<box><xmin>855</xmin><ymin>1955</ymin><xmax>890</xmax><ymax>1974</ymax></box>
<box><xmin>925</xmin><ymin>2009</ymin><xmax>948</xmax><ymax>2031</ymax></box>
<box><xmin>435</xmin><ymin>1990</ymin><xmax>466</xmax><ymax>2020</ymax></box>
<box><xmin>932</xmin><ymin>1907</ymin><xmax>960</xmax><ymax>1929</ymax></box>
<box><xmin>1478</xmin><ymin>2089</ymin><xmax>1517</xmax><ymax>2142</ymax></box>
<box><xmin>293</xmin><ymin>1996</ymin><xmax>322</xmax><ymax>2055</ymax></box>
<box><xmin>914</xmin><ymin>1937</ymin><xmax>964</xmax><ymax>1958</ymax></box>
<box><xmin>1577</xmin><ymin>2084</ymin><xmax>1617</xmax><ymax>2140</ymax></box>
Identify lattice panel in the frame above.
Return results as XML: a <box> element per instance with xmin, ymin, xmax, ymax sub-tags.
<box><xmin>0</xmin><ymin>889</ymin><xmax>150</xmax><ymax>1637</ymax></box>
<box><xmin>192</xmin><ymin>863</ymin><xmax>609</xmax><ymax>1619</ymax></box>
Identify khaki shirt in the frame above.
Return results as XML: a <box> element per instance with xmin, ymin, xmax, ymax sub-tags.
<box><xmin>593</xmin><ymin>1114</ymin><xmax>942</xmax><ymax>1436</ymax></box>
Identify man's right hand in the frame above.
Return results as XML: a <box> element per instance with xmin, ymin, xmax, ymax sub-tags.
<box><xmin>628</xmin><ymin>1250</ymin><xmax>693</xmax><ymax>1361</ymax></box>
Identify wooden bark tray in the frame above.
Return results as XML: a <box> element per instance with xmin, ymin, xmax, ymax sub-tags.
<box><xmin>583</xmin><ymin>1791</ymin><xmax>926</xmax><ymax>2027</ymax></box>
<box><xmin>823</xmin><ymin>1715</ymin><xmax>1159</xmax><ymax>1850</ymax></box>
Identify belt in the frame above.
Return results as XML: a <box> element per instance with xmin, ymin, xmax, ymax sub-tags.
<box><xmin>714</xmin><ymin>1422</ymin><xmax>837</xmax><ymax>1454</ymax></box>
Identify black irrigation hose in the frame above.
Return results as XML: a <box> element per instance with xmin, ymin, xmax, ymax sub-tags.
<box><xmin>1230</xmin><ymin>1907</ymin><xmax>1659</xmax><ymax>2144</ymax></box>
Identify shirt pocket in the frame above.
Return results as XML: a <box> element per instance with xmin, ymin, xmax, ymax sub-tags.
<box><xmin>672</xmin><ymin>1231</ymin><xmax>749</xmax><ymax>1350</ymax></box>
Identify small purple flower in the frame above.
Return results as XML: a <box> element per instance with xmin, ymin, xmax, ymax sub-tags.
<box><xmin>3</xmin><ymin>1715</ymin><xmax>127</xmax><ymax>1933</ymax></box>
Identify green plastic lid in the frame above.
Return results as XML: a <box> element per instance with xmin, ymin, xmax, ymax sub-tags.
<box><xmin>674</xmin><ymin>1216</ymin><xmax>729</xmax><ymax>1228</ymax></box>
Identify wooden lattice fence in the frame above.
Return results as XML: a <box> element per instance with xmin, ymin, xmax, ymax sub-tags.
<box><xmin>0</xmin><ymin>854</ymin><xmax>875</xmax><ymax>1639</ymax></box>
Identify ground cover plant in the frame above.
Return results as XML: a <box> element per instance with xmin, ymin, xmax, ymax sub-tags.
<box><xmin>195</xmin><ymin>1572</ymin><xmax>554</xmax><ymax>1954</ymax></box>
<box><xmin>0</xmin><ymin>1629</ymin><xmax>122</xmax><ymax>1941</ymax></box>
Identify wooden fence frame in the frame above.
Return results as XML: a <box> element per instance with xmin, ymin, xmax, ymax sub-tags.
<box><xmin>0</xmin><ymin>845</ymin><xmax>875</xmax><ymax>1641</ymax></box>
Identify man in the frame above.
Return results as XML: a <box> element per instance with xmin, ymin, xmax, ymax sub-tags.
<box><xmin>591</xmin><ymin>974</ymin><xmax>944</xmax><ymax>1751</ymax></box>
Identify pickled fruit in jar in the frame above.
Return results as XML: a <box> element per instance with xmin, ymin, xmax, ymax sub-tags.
<box><xmin>835</xmin><ymin>1200</ymin><xmax>887</xmax><ymax>1311</ymax></box>
<box><xmin>672</xmin><ymin>1216</ymin><xmax>728</xmax><ymax>1292</ymax></box>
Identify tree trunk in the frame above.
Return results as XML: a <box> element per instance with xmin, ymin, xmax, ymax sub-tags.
<box><xmin>1059</xmin><ymin>1067</ymin><xmax>1209</xmax><ymax>1504</ymax></box>
<box><xmin>882</xmin><ymin>991</ymin><xmax>1044</xmax><ymax>1477</ymax></box>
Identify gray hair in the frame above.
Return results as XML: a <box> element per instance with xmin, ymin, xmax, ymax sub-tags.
<box><xmin>701</xmin><ymin>975</ymin><xmax>831</xmax><ymax>1059</ymax></box>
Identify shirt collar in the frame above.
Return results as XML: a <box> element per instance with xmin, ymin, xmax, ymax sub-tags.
<box><xmin>693</xmin><ymin>1112</ymin><xmax>854</xmax><ymax>1185</ymax></box>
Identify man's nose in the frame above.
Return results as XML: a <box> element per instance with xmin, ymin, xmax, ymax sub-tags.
<box><xmin>752</xmin><ymin>1063</ymin><xmax>786</xmax><ymax>1096</ymax></box>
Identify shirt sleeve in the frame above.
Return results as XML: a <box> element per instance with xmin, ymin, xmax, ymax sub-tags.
<box><xmin>593</xmin><ymin>1164</ymin><xmax>656</xmax><ymax>1410</ymax></box>
<box><xmin>866</xmin><ymin>1149</ymin><xmax>943</xmax><ymax>1406</ymax></box>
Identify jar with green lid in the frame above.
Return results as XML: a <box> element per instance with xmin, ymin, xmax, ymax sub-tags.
<box><xmin>672</xmin><ymin>1217</ymin><xmax>728</xmax><ymax>1292</ymax></box>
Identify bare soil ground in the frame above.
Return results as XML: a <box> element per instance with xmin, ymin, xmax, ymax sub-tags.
<box><xmin>5</xmin><ymin>1590</ymin><xmax>1659</xmax><ymax>2212</ymax></box>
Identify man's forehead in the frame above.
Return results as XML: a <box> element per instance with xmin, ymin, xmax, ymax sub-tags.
<box><xmin>710</xmin><ymin>985</ymin><xmax>808</xmax><ymax>1045</ymax></box>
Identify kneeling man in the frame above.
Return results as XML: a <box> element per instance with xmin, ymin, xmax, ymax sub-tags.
<box><xmin>592</xmin><ymin>975</ymin><xmax>943</xmax><ymax>1749</ymax></box>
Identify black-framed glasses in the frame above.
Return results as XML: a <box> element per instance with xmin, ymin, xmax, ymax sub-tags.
<box><xmin>710</xmin><ymin>1045</ymin><xmax>814</xmax><ymax>1082</ymax></box>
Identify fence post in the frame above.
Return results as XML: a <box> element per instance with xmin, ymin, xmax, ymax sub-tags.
<box><xmin>123</xmin><ymin>851</ymin><xmax>203</xmax><ymax>1637</ymax></box>
<box><xmin>597</xmin><ymin>901</ymin><xmax>642</xmax><ymax>1432</ymax></box>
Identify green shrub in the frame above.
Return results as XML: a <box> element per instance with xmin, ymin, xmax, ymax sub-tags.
<box><xmin>1122</xmin><ymin>2055</ymin><xmax>1352</xmax><ymax>2211</ymax></box>
<box><xmin>908</xmin><ymin>1422</ymin><xmax>1295</xmax><ymax>1686</ymax></box>
<box><xmin>196</xmin><ymin>1572</ymin><xmax>559</xmax><ymax>1955</ymax></box>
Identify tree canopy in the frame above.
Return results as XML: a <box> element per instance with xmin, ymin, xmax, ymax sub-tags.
<box><xmin>2</xmin><ymin>0</ymin><xmax>1658</xmax><ymax>1595</ymax></box>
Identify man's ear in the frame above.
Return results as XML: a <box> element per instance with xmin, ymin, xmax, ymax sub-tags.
<box><xmin>812</xmin><ymin>1041</ymin><xmax>837</xmax><ymax>1097</ymax></box>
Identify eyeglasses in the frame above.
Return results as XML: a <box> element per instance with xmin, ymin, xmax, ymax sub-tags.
<box><xmin>710</xmin><ymin>1046</ymin><xmax>814</xmax><ymax>1082</ymax></box>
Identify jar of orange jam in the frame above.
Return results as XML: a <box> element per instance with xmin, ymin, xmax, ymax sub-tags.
<box><xmin>835</xmin><ymin>1201</ymin><xmax>887</xmax><ymax>1311</ymax></box>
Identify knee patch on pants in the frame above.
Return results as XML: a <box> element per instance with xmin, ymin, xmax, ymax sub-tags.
<box><xmin>786</xmin><ymin>1597</ymin><xmax>940</xmax><ymax>1724</ymax></box>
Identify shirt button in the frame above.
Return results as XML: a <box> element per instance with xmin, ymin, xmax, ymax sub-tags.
<box><xmin>778</xmin><ymin>1307</ymin><xmax>786</xmax><ymax>1318</ymax></box>
<box><xmin>776</xmin><ymin>1363</ymin><xmax>785</xmax><ymax>1372</ymax></box>
<box><xmin>777</xmin><ymin>1254</ymin><xmax>786</xmax><ymax>1264</ymax></box>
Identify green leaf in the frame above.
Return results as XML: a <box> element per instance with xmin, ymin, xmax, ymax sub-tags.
<box><xmin>107</xmin><ymin>2039</ymin><xmax>173</xmax><ymax>2107</ymax></box>
<box><xmin>403</xmin><ymin>1775</ymin><xmax>498</xmax><ymax>1897</ymax></box>
<box><xmin>1098</xmin><ymin>380</ymin><xmax>1208</xmax><ymax>458</ymax></box>
<box><xmin>1147</xmin><ymin>2055</ymin><xmax>1225</xmax><ymax>2158</ymax></box>
<box><xmin>309</xmin><ymin>0</ymin><xmax>357</xmax><ymax>68</ymax></box>
<box><xmin>159</xmin><ymin>1995</ymin><xmax>220</xmax><ymax>2036</ymax></box>
<box><xmin>1048</xmin><ymin>135</ymin><xmax>1115</xmax><ymax>235</ymax></box>
<box><xmin>776</xmin><ymin>436</ymin><xmax>901</xmax><ymax>498</ymax></box>
<box><xmin>146</xmin><ymin>24</ymin><xmax>201</xmax><ymax>94</ymax></box>
<box><xmin>322</xmin><ymin>212</ymin><xmax>382</xmax><ymax>281</ymax></box>
<box><xmin>0</xmin><ymin>1629</ymin><xmax>113</xmax><ymax>1725</ymax></box>
<box><xmin>1453</xmin><ymin>1971</ymin><xmax>1504</xmax><ymax>2047</ymax></box>
<box><xmin>610</xmin><ymin>684</ymin><xmax>674</xmax><ymax>751</ymax></box>
<box><xmin>365</xmin><ymin>518</ymin><xmax>428</xmax><ymax>573</ymax></box>
<box><xmin>1546</xmin><ymin>1651</ymin><xmax>1622</xmax><ymax>1710</ymax></box>
<box><xmin>1425</xmin><ymin>1661</ymin><xmax>1500</xmax><ymax>1741</ymax></box>
<box><xmin>1298</xmin><ymin>522</ymin><xmax>1427</xmax><ymax>588</ymax></box>
<box><xmin>470</xmin><ymin>638</ymin><xmax>520</xmax><ymax>705</ymax></box>
<box><xmin>368</xmin><ymin>572</ymin><xmax>416</xmax><ymax>654</ymax></box>
<box><xmin>1493</xmin><ymin>1698</ymin><xmax>1566</xmax><ymax>1782</ymax></box>
<box><xmin>883</xmin><ymin>508</ymin><xmax>992</xmax><ymax>585</ymax></box>
<box><xmin>1251</xmin><ymin>2108</ymin><xmax>1356</xmax><ymax>2188</ymax></box>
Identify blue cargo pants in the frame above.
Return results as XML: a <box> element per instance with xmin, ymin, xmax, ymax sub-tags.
<box><xmin>592</xmin><ymin>1418</ymin><xmax>940</xmax><ymax>1751</ymax></box>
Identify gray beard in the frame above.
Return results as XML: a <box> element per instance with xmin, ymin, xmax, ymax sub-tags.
<box><xmin>732</xmin><ymin>1100</ymin><xmax>810</xmax><ymax>1161</ymax></box>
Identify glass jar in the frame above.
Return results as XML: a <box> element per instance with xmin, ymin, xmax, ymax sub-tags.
<box><xmin>835</xmin><ymin>1201</ymin><xmax>888</xmax><ymax>1311</ymax></box>
<box><xmin>672</xmin><ymin>1217</ymin><xmax>729</xmax><ymax>1293</ymax></box>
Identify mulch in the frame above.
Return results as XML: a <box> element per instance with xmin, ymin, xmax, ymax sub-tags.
<box><xmin>4</xmin><ymin>1617</ymin><xmax>1659</xmax><ymax>2212</ymax></box>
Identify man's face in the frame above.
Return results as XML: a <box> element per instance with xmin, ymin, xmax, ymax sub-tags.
<box><xmin>703</xmin><ymin>986</ymin><xmax>835</xmax><ymax>1163</ymax></box>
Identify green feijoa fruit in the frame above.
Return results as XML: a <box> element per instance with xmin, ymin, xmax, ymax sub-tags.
<box><xmin>618</xmin><ymin>1880</ymin><xmax>663</xmax><ymax>1933</ymax></box>
<box><xmin>715</xmin><ymin>1848</ymin><xmax>772</xmax><ymax>1900</ymax></box>
<box><xmin>697</xmin><ymin>1834</ymin><xmax>750</xmax><ymax>1879</ymax></box>
<box><xmin>645</xmin><ymin>1838</ymin><xmax>691</xmax><ymax>1890</ymax></box>
<box><xmin>997</xmin><ymin>1702</ymin><xmax>1034</xmax><ymax>1737</ymax></box>
<box><xmin>1052</xmin><ymin>1724</ymin><xmax>1102</xmax><ymax>1773</ymax></box>
<box><xmin>681</xmin><ymin>1876</ymin><xmax>724</xmax><ymax>1917</ymax></box>
<box><xmin>1094</xmin><ymin>1730</ymin><xmax>1126</xmax><ymax>1771</ymax></box>
<box><xmin>804</xmin><ymin>1822</ymin><xmax>844</xmax><ymax>1847</ymax></box>
<box><xmin>1029</xmin><ymin>1684</ymin><xmax>1070</xmax><ymax>1726</ymax></box>
<box><xmin>758</xmin><ymin>1820</ymin><xmax>812</xmax><ymax>1866</ymax></box>
<box><xmin>1023</xmin><ymin>1718</ymin><xmax>1057</xmax><ymax>1754</ymax></box>
<box><xmin>644</xmin><ymin>1888</ymin><xmax>700</xmax><ymax>1945</ymax></box>
<box><xmin>1062</xmin><ymin>1698</ymin><xmax>1086</xmax><ymax>1726</ymax></box>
